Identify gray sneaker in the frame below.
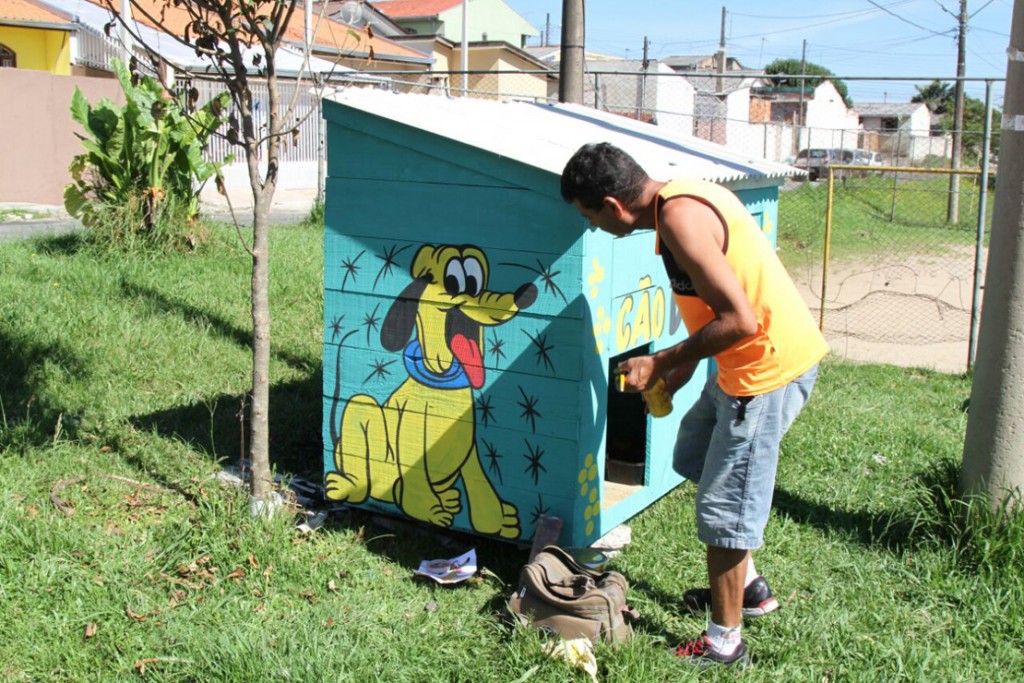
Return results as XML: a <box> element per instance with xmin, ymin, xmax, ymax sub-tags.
<box><xmin>682</xmin><ymin>576</ymin><xmax>780</xmax><ymax>618</ymax></box>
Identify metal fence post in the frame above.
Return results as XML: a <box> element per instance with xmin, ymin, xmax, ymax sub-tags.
<box><xmin>968</xmin><ymin>80</ymin><xmax>995</xmax><ymax>369</ymax></box>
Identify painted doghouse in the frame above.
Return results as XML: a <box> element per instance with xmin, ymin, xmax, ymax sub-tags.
<box><xmin>322</xmin><ymin>90</ymin><xmax>795</xmax><ymax>547</ymax></box>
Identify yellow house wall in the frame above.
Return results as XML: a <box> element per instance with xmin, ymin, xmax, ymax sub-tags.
<box><xmin>0</xmin><ymin>26</ymin><xmax>71</xmax><ymax>74</ymax></box>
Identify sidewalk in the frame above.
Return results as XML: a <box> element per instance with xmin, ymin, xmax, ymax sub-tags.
<box><xmin>0</xmin><ymin>187</ymin><xmax>318</xmax><ymax>242</ymax></box>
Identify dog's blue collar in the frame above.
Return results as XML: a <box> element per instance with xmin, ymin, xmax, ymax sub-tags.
<box><xmin>403</xmin><ymin>340</ymin><xmax>472</xmax><ymax>390</ymax></box>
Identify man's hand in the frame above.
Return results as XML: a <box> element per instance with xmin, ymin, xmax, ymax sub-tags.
<box><xmin>615</xmin><ymin>355</ymin><xmax>660</xmax><ymax>392</ymax></box>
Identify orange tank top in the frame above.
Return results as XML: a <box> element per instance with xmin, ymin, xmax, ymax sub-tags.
<box><xmin>655</xmin><ymin>179</ymin><xmax>828</xmax><ymax>396</ymax></box>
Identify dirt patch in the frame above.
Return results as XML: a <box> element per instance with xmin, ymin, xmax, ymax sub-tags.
<box><xmin>787</xmin><ymin>244</ymin><xmax>984</xmax><ymax>373</ymax></box>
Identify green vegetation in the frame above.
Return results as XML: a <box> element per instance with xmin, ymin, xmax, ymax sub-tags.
<box><xmin>777</xmin><ymin>173</ymin><xmax>993</xmax><ymax>269</ymax></box>
<box><xmin>2</xmin><ymin>225</ymin><xmax>1022</xmax><ymax>681</ymax></box>
<box><xmin>764</xmin><ymin>58</ymin><xmax>853</xmax><ymax>108</ymax></box>
<box><xmin>0</xmin><ymin>208</ymin><xmax>53</xmax><ymax>222</ymax></box>
<box><xmin>64</xmin><ymin>59</ymin><xmax>231</xmax><ymax>251</ymax></box>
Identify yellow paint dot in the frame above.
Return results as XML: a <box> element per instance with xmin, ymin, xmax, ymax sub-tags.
<box><xmin>595</xmin><ymin>340</ymin><xmax>603</xmax><ymax>354</ymax></box>
<box><xmin>585</xmin><ymin>453</ymin><xmax>593</xmax><ymax>467</ymax></box>
<box><xmin>587</xmin><ymin>273</ymin><xmax>596</xmax><ymax>285</ymax></box>
<box><xmin>584</xmin><ymin>506</ymin><xmax>593</xmax><ymax>521</ymax></box>
<box><xmin>589</xmin><ymin>488</ymin><xmax>598</xmax><ymax>504</ymax></box>
<box><xmin>590</xmin><ymin>286</ymin><xmax>598</xmax><ymax>299</ymax></box>
<box><xmin>603</xmin><ymin>317</ymin><xmax>611</xmax><ymax>334</ymax></box>
<box><xmin>592</xmin><ymin>323</ymin><xmax>602</xmax><ymax>337</ymax></box>
<box><xmin>591</xmin><ymin>502</ymin><xmax>601</xmax><ymax>517</ymax></box>
<box><xmin>577</xmin><ymin>469</ymin><xmax>587</xmax><ymax>484</ymax></box>
<box><xmin>586</xmin><ymin>520</ymin><xmax>594</xmax><ymax>536</ymax></box>
<box><xmin>580</xmin><ymin>483</ymin><xmax>588</xmax><ymax>497</ymax></box>
<box><xmin>588</xmin><ymin>464</ymin><xmax>598</xmax><ymax>481</ymax></box>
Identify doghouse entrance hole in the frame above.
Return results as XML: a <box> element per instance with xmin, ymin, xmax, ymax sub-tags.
<box><xmin>604</xmin><ymin>346</ymin><xmax>650</xmax><ymax>504</ymax></box>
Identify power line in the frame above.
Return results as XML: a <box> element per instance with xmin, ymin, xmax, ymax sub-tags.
<box><xmin>864</xmin><ymin>0</ymin><xmax>955</xmax><ymax>36</ymax></box>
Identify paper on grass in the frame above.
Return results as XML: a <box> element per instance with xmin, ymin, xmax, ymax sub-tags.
<box><xmin>414</xmin><ymin>549</ymin><xmax>477</xmax><ymax>585</ymax></box>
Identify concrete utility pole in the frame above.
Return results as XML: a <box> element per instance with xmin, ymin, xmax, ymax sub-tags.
<box><xmin>947</xmin><ymin>0</ymin><xmax>968</xmax><ymax>223</ymax></box>
<box><xmin>959</xmin><ymin>0</ymin><xmax>1024</xmax><ymax>508</ymax></box>
<box><xmin>716</xmin><ymin>6</ymin><xmax>727</xmax><ymax>95</ymax></box>
<box><xmin>559</xmin><ymin>0</ymin><xmax>584</xmax><ymax>104</ymax></box>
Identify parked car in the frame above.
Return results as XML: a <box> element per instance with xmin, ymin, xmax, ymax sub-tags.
<box><xmin>794</xmin><ymin>148</ymin><xmax>837</xmax><ymax>181</ymax></box>
<box><xmin>853</xmin><ymin>149</ymin><xmax>884</xmax><ymax>168</ymax></box>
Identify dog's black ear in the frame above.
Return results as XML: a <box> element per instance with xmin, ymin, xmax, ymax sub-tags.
<box><xmin>381</xmin><ymin>278</ymin><xmax>429</xmax><ymax>351</ymax></box>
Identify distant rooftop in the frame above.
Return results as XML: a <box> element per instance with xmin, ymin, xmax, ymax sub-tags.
<box><xmin>854</xmin><ymin>103</ymin><xmax>928</xmax><ymax>117</ymax></box>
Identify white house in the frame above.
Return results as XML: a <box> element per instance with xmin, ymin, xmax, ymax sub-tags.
<box><xmin>854</xmin><ymin>102</ymin><xmax>949</xmax><ymax>162</ymax></box>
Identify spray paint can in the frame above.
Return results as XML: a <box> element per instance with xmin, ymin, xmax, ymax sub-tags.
<box><xmin>617</xmin><ymin>372</ymin><xmax>673</xmax><ymax>418</ymax></box>
<box><xmin>641</xmin><ymin>377</ymin><xmax>673</xmax><ymax>418</ymax></box>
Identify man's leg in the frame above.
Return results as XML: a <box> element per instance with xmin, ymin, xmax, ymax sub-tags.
<box><xmin>708</xmin><ymin>546</ymin><xmax>748</xmax><ymax>629</ymax></box>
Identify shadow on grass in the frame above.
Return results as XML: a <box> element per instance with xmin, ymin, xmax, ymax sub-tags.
<box><xmin>0</xmin><ymin>327</ymin><xmax>88</xmax><ymax>447</ymax></box>
<box><xmin>118</xmin><ymin>279</ymin><xmax>314</xmax><ymax>373</ymax></box>
<box><xmin>772</xmin><ymin>458</ymin><xmax>960</xmax><ymax>553</ymax></box>
<box><xmin>132</xmin><ymin>374</ymin><xmax>325</xmax><ymax>480</ymax></box>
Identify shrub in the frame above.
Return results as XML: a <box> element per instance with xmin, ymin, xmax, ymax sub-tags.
<box><xmin>64</xmin><ymin>59</ymin><xmax>231</xmax><ymax>251</ymax></box>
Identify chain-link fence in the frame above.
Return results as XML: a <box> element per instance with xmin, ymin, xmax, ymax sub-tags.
<box><xmin>779</xmin><ymin>166</ymin><xmax>994</xmax><ymax>374</ymax></box>
<box><xmin>188</xmin><ymin>67</ymin><xmax>1000</xmax><ymax>372</ymax></box>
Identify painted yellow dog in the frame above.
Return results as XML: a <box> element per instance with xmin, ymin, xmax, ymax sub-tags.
<box><xmin>326</xmin><ymin>244</ymin><xmax>537</xmax><ymax>539</ymax></box>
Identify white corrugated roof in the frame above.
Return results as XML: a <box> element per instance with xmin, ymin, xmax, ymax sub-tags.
<box><xmin>324</xmin><ymin>89</ymin><xmax>799</xmax><ymax>185</ymax></box>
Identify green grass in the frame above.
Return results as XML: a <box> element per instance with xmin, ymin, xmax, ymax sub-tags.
<box><xmin>777</xmin><ymin>175</ymin><xmax>994</xmax><ymax>270</ymax></box>
<box><xmin>2</xmin><ymin>225</ymin><xmax>1023</xmax><ymax>681</ymax></box>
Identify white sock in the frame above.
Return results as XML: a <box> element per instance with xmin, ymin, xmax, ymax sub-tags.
<box><xmin>706</xmin><ymin>619</ymin><xmax>742</xmax><ymax>655</ymax></box>
<box><xmin>744</xmin><ymin>555</ymin><xmax>758</xmax><ymax>588</ymax></box>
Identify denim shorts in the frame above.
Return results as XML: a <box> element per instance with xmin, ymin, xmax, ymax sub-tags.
<box><xmin>672</xmin><ymin>365</ymin><xmax>818</xmax><ymax>550</ymax></box>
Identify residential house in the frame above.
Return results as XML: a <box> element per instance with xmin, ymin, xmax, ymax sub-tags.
<box><xmin>663</xmin><ymin>53</ymin><xmax>784</xmax><ymax>160</ymax></box>
<box><xmin>371</xmin><ymin>0</ymin><xmax>538</xmax><ymax>47</ymax></box>
<box><xmin>752</xmin><ymin>80</ymin><xmax>862</xmax><ymax>155</ymax></box>
<box><xmin>578</xmin><ymin>59</ymin><xmax>694</xmax><ymax>137</ymax></box>
<box><xmin>853</xmin><ymin>102</ymin><xmax>948</xmax><ymax>162</ymax></box>
<box><xmin>0</xmin><ymin>0</ymin><xmax>74</xmax><ymax>74</ymax></box>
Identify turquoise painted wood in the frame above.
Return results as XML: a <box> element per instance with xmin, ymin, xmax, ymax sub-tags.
<box><xmin>322</xmin><ymin>98</ymin><xmax>782</xmax><ymax>548</ymax></box>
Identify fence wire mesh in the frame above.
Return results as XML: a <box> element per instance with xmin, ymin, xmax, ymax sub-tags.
<box><xmin>779</xmin><ymin>167</ymin><xmax>994</xmax><ymax>373</ymax></box>
<box><xmin>183</xmin><ymin>67</ymin><xmax>999</xmax><ymax>373</ymax></box>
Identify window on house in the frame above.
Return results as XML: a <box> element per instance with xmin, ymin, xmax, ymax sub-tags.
<box><xmin>0</xmin><ymin>44</ymin><xmax>15</xmax><ymax>68</ymax></box>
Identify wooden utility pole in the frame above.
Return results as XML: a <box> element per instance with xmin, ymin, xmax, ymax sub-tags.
<box><xmin>960</xmin><ymin>0</ymin><xmax>1024</xmax><ymax>508</ymax></box>
<box><xmin>559</xmin><ymin>0</ymin><xmax>584</xmax><ymax>103</ymax></box>
<box><xmin>947</xmin><ymin>0</ymin><xmax>968</xmax><ymax>223</ymax></box>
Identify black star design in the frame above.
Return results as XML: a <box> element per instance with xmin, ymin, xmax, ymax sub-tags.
<box><xmin>524</xmin><ymin>329</ymin><xmax>555</xmax><ymax>373</ymax></box>
<box><xmin>329</xmin><ymin>315</ymin><xmax>344</xmax><ymax>342</ymax></box>
<box><xmin>340</xmin><ymin>250</ymin><xmax>365</xmax><ymax>290</ymax></box>
<box><xmin>529</xmin><ymin>495</ymin><xmax>550</xmax><ymax>526</ymax></box>
<box><xmin>488</xmin><ymin>330</ymin><xmax>506</xmax><ymax>366</ymax></box>
<box><xmin>523</xmin><ymin>439</ymin><xmax>546</xmax><ymax>484</ymax></box>
<box><xmin>374</xmin><ymin>244</ymin><xmax>411</xmax><ymax>291</ymax></box>
<box><xmin>476</xmin><ymin>393</ymin><xmax>496</xmax><ymax>428</ymax></box>
<box><xmin>362</xmin><ymin>303</ymin><xmax>381</xmax><ymax>346</ymax></box>
<box><xmin>500</xmin><ymin>258</ymin><xmax>567</xmax><ymax>303</ymax></box>
<box><xmin>363</xmin><ymin>358</ymin><xmax>396</xmax><ymax>384</ymax></box>
<box><xmin>482</xmin><ymin>439</ymin><xmax>503</xmax><ymax>484</ymax></box>
<box><xmin>516</xmin><ymin>386</ymin><xmax>542</xmax><ymax>433</ymax></box>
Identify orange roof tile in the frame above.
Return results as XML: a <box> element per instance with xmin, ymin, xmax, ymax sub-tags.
<box><xmin>370</xmin><ymin>0</ymin><xmax>462</xmax><ymax>19</ymax></box>
<box><xmin>0</xmin><ymin>0</ymin><xmax>73</xmax><ymax>26</ymax></box>
<box><xmin>88</xmin><ymin>0</ymin><xmax>427</xmax><ymax>62</ymax></box>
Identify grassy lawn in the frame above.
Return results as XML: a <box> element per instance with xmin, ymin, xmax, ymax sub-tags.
<box><xmin>2</xmin><ymin>225</ymin><xmax>1022</xmax><ymax>681</ymax></box>
<box><xmin>777</xmin><ymin>174</ymin><xmax>993</xmax><ymax>270</ymax></box>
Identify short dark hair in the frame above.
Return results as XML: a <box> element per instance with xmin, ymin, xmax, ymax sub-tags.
<box><xmin>560</xmin><ymin>142</ymin><xmax>649</xmax><ymax>211</ymax></box>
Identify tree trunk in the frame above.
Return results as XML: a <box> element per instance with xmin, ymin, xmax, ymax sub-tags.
<box><xmin>249</xmin><ymin>189</ymin><xmax>273</xmax><ymax>502</ymax></box>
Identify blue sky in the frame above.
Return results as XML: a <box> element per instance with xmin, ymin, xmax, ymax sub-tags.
<box><xmin>505</xmin><ymin>0</ymin><xmax>1012</xmax><ymax>107</ymax></box>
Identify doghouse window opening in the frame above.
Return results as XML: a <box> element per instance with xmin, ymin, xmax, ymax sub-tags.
<box><xmin>604</xmin><ymin>345</ymin><xmax>652</xmax><ymax>505</ymax></box>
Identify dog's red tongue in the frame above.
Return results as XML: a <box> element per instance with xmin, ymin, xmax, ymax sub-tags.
<box><xmin>451</xmin><ymin>334</ymin><xmax>484</xmax><ymax>389</ymax></box>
